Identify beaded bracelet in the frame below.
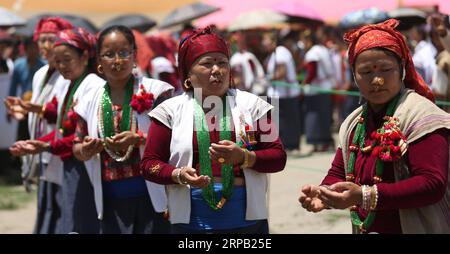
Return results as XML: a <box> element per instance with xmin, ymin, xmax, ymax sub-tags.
<box><xmin>370</xmin><ymin>185</ymin><xmax>378</xmax><ymax>210</ymax></box>
<box><xmin>361</xmin><ymin>185</ymin><xmax>372</xmax><ymax>211</ymax></box>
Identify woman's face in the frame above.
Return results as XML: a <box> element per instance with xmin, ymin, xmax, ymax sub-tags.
<box><xmin>98</xmin><ymin>31</ymin><xmax>135</xmax><ymax>82</ymax></box>
<box><xmin>37</xmin><ymin>33</ymin><xmax>57</xmax><ymax>60</ymax></box>
<box><xmin>53</xmin><ymin>45</ymin><xmax>88</xmax><ymax>81</ymax></box>
<box><xmin>354</xmin><ymin>49</ymin><xmax>402</xmax><ymax>108</ymax></box>
<box><xmin>189</xmin><ymin>52</ymin><xmax>230</xmax><ymax>98</ymax></box>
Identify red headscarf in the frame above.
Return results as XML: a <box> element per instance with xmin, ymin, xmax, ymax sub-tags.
<box><xmin>54</xmin><ymin>27</ymin><xmax>96</xmax><ymax>57</ymax></box>
<box><xmin>177</xmin><ymin>26</ymin><xmax>230</xmax><ymax>84</ymax></box>
<box><xmin>345</xmin><ymin>19</ymin><xmax>434</xmax><ymax>102</ymax></box>
<box><xmin>33</xmin><ymin>17</ymin><xmax>73</xmax><ymax>41</ymax></box>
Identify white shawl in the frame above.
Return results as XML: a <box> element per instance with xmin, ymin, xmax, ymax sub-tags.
<box><xmin>74</xmin><ymin>77</ymin><xmax>173</xmax><ymax>220</ymax></box>
<box><xmin>27</xmin><ymin>65</ymin><xmax>70</xmax><ymax>184</ymax></box>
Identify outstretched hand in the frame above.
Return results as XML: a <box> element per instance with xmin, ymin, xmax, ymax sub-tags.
<box><xmin>9</xmin><ymin>140</ymin><xmax>49</xmax><ymax>156</ymax></box>
<box><xmin>175</xmin><ymin>167</ymin><xmax>211</xmax><ymax>188</ymax></box>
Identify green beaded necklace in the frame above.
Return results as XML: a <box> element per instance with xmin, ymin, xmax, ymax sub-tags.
<box><xmin>57</xmin><ymin>70</ymin><xmax>88</xmax><ymax>134</ymax></box>
<box><xmin>347</xmin><ymin>94</ymin><xmax>400</xmax><ymax>233</ymax></box>
<box><xmin>193</xmin><ymin>96</ymin><xmax>234</xmax><ymax>210</ymax></box>
<box><xmin>101</xmin><ymin>77</ymin><xmax>134</xmax><ymax>138</ymax></box>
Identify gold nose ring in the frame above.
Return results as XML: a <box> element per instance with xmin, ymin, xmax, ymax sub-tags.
<box><xmin>374</xmin><ymin>77</ymin><xmax>384</xmax><ymax>86</ymax></box>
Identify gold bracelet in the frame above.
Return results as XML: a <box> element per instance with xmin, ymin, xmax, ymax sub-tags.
<box><xmin>38</xmin><ymin>105</ymin><xmax>46</xmax><ymax>119</ymax></box>
<box><xmin>176</xmin><ymin>167</ymin><xmax>188</xmax><ymax>185</ymax></box>
<box><xmin>240</xmin><ymin>148</ymin><xmax>250</xmax><ymax>169</ymax></box>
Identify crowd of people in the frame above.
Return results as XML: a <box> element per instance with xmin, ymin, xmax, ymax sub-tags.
<box><xmin>0</xmin><ymin>11</ymin><xmax>449</xmax><ymax>234</ymax></box>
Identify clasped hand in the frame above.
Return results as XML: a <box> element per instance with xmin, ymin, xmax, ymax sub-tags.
<box><xmin>298</xmin><ymin>182</ymin><xmax>362</xmax><ymax>212</ymax></box>
<box><xmin>80</xmin><ymin>136</ymin><xmax>104</xmax><ymax>158</ymax></box>
<box><xmin>104</xmin><ymin>131</ymin><xmax>139</xmax><ymax>152</ymax></box>
<box><xmin>208</xmin><ymin>140</ymin><xmax>245</xmax><ymax>165</ymax></box>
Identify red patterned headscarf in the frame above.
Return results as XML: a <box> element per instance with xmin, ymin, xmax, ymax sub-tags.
<box><xmin>177</xmin><ymin>26</ymin><xmax>230</xmax><ymax>84</ymax></box>
<box><xmin>54</xmin><ymin>27</ymin><xmax>96</xmax><ymax>57</ymax></box>
<box><xmin>345</xmin><ymin>19</ymin><xmax>434</xmax><ymax>102</ymax></box>
<box><xmin>33</xmin><ymin>17</ymin><xmax>73</xmax><ymax>41</ymax></box>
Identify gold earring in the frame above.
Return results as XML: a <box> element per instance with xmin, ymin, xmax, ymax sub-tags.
<box><xmin>97</xmin><ymin>64</ymin><xmax>104</xmax><ymax>74</ymax></box>
<box><xmin>183</xmin><ymin>79</ymin><xmax>192</xmax><ymax>89</ymax></box>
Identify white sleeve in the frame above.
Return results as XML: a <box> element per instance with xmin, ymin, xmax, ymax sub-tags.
<box><xmin>305</xmin><ymin>46</ymin><xmax>320</xmax><ymax>62</ymax></box>
<box><xmin>274</xmin><ymin>47</ymin><xmax>292</xmax><ymax>64</ymax></box>
<box><xmin>431</xmin><ymin>68</ymin><xmax>448</xmax><ymax>96</ymax></box>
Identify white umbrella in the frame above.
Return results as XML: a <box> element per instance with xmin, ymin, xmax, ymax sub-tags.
<box><xmin>0</xmin><ymin>7</ymin><xmax>25</xmax><ymax>27</ymax></box>
<box><xmin>228</xmin><ymin>9</ymin><xmax>287</xmax><ymax>32</ymax></box>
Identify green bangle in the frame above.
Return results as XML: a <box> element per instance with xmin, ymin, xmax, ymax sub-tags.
<box><xmin>47</xmin><ymin>142</ymin><xmax>52</xmax><ymax>153</ymax></box>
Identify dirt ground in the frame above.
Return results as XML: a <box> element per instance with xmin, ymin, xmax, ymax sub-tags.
<box><xmin>0</xmin><ymin>150</ymin><xmax>351</xmax><ymax>234</ymax></box>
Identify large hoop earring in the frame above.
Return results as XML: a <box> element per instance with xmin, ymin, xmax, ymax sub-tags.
<box><xmin>183</xmin><ymin>79</ymin><xmax>192</xmax><ymax>90</ymax></box>
<box><xmin>97</xmin><ymin>64</ymin><xmax>104</xmax><ymax>74</ymax></box>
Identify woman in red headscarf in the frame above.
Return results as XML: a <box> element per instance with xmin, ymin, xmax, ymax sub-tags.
<box><xmin>140</xmin><ymin>27</ymin><xmax>286</xmax><ymax>234</ymax></box>
<box><xmin>298</xmin><ymin>19</ymin><xmax>450</xmax><ymax>234</ymax></box>
<box><xmin>7</xmin><ymin>17</ymin><xmax>73</xmax><ymax>234</ymax></box>
<box><xmin>10</xmin><ymin>26</ymin><xmax>103</xmax><ymax>234</ymax></box>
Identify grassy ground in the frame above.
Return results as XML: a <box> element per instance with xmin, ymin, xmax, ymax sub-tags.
<box><xmin>0</xmin><ymin>185</ymin><xmax>35</xmax><ymax>210</ymax></box>
<box><xmin>0</xmin><ymin>168</ymin><xmax>35</xmax><ymax>210</ymax></box>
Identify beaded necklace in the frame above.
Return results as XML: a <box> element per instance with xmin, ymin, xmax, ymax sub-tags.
<box><xmin>98</xmin><ymin>77</ymin><xmax>135</xmax><ymax>162</ymax></box>
<box><xmin>347</xmin><ymin>94</ymin><xmax>400</xmax><ymax>233</ymax></box>
<box><xmin>193</xmin><ymin>96</ymin><xmax>234</xmax><ymax>210</ymax></box>
<box><xmin>57</xmin><ymin>71</ymin><xmax>88</xmax><ymax>134</ymax></box>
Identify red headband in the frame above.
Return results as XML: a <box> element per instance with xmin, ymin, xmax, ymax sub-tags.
<box><xmin>345</xmin><ymin>19</ymin><xmax>434</xmax><ymax>102</ymax></box>
<box><xmin>177</xmin><ymin>26</ymin><xmax>230</xmax><ymax>83</ymax></box>
<box><xmin>33</xmin><ymin>17</ymin><xmax>73</xmax><ymax>41</ymax></box>
<box><xmin>54</xmin><ymin>27</ymin><xmax>96</xmax><ymax>57</ymax></box>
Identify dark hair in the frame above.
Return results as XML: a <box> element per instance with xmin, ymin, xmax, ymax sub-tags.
<box><xmin>302</xmin><ymin>30</ymin><xmax>318</xmax><ymax>45</ymax></box>
<box><xmin>22</xmin><ymin>36</ymin><xmax>35</xmax><ymax>48</ymax></box>
<box><xmin>96</xmin><ymin>25</ymin><xmax>137</xmax><ymax>55</ymax></box>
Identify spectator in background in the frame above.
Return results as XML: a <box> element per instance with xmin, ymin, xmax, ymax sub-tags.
<box><xmin>301</xmin><ymin>29</ymin><xmax>335</xmax><ymax>152</ymax></box>
<box><xmin>8</xmin><ymin>36</ymin><xmax>46</xmax><ymax>141</ymax></box>
<box><xmin>0</xmin><ymin>31</ymin><xmax>17</xmax><ymax>174</ymax></box>
<box><xmin>229</xmin><ymin>31</ymin><xmax>266</xmax><ymax>94</ymax></box>
<box><xmin>430</xmin><ymin>23</ymin><xmax>450</xmax><ymax>112</ymax></box>
<box><xmin>263</xmin><ymin>31</ymin><xmax>302</xmax><ymax>154</ymax></box>
<box><xmin>410</xmin><ymin>24</ymin><xmax>437</xmax><ymax>86</ymax></box>
<box><xmin>146</xmin><ymin>35</ymin><xmax>179</xmax><ymax>92</ymax></box>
